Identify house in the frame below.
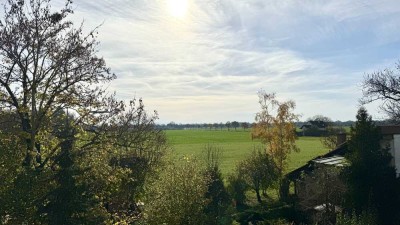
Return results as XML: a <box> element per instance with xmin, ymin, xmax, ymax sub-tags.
<box><xmin>299</xmin><ymin>120</ymin><xmax>329</xmax><ymax>136</ymax></box>
<box><xmin>279</xmin><ymin>140</ymin><xmax>348</xmax><ymax>224</ymax></box>
<box><xmin>300</xmin><ymin>120</ymin><xmax>328</xmax><ymax>131</ymax></box>
<box><xmin>379</xmin><ymin>125</ymin><xmax>400</xmax><ymax>176</ymax></box>
<box><xmin>278</xmin><ymin>125</ymin><xmax>400</xmax><ymax>224</ymax></box>
<box><xmin>282</xmin><ymin>125</ymin><xmax>400</xmax><ymax>200</ymax></box>
<box><xmin>280</xmin><ymin>139</ymin><xmax>348</xmax><ymax>200</ymax></box>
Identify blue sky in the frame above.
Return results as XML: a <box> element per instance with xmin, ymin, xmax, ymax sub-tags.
<box><xmin>58</xmin><ymin>0</ymin><xmax>400</xmax><ymax>123</ymax></box>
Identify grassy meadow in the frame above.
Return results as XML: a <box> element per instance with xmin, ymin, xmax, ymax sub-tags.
<box><xmin>166</xmin><ymin>129</ymin><xmax>329</xmax><ymax>175</ymax></box>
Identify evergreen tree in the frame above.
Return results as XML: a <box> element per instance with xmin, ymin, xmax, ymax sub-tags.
<box><xmin>344</xmin><ymin>107</ymin><xmax>400</xmax><ymax>225</ymax></box>
<box><xmin>202</xmin><ymin>144</ymin><xmax>232</xmax><ymax>225</ymax></box>
<box><xmin>203</xmin><ymin>166</ymin><xmax>232</xmax><ymax>225</ymax></box>
<box><xmin>38</xmin><ymin>112</ymin><xmax>107</xmax><ymax>225</ymax></box>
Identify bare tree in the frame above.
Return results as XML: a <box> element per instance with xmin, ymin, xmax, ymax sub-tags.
<box><xmin>362</xmin><ymin>63</ymin><xmax>400</xmax><ymax>122</ymax></box>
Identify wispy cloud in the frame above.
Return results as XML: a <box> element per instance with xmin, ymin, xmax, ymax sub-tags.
<box><xmin>50</xmin><ymin>0</ymin><xmax>400</xmax><ymax>123</ymax></box>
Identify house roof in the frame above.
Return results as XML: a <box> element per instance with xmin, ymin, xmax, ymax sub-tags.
<box><xmin>285</xmin><ymin>142</ymin><xmax>348</xmax><ymax>180</ymax></box>
<box><xmin>309</xmin><ymin>120</ymin><xmax>328</xmax><ymax>128</ymax></box>
<box><xmin>378</xmin><ymin>125</ymin><xmax>400</xmax><ymax>135</ymax></box>
<box><xmin>300</xmin><ymin>124</ymin><xmax>312</xmax><ymax>129</ymax></box>
<box><xmin>300</xmin><ymin>120</ymin><xmax>328</xmax><ymax>129</ymax></box>
<box><xmin>312</xmin><ymin>155</ymin><xmax>347</xmax><ymax>167</ymax></box>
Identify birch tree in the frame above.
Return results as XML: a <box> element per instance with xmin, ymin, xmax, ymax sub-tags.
<box><xmin>251</xmin><ymin>91</ymin><xmax>299</xmax><ymax>195</ymax></box>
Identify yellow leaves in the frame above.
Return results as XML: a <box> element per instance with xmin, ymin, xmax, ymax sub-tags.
<box><xmin>182</xmin><ymin>155</ymin><xmax>192</xmax><ymax>162</ymax></box>
<box><xmin>251</xmin><ymin>91</ymin><xmax>300</xmax><ymax>174</ymax></box>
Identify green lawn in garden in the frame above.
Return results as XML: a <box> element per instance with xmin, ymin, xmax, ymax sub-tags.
<box><xmin>166</xmin><ymin>129</ymin><xmax>329</xmax><ymax>175</ymax></box>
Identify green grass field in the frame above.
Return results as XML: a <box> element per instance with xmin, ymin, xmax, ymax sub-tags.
<box><xmin>166</xmin><ymin>129</ymin><xmax>329</xmax><ymax>175</ymax></box>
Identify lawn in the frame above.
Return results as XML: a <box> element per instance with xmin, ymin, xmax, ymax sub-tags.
<box><xmin>166</xmin><ymin>129</ymin><xmax>329</xmax><ymax>175</ymax></box>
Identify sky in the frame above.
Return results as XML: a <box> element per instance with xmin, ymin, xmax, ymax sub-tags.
<box><xmin>52</xmin><ymin>0</ymin><xmax>400</xmax><ymax>123</ymax></box>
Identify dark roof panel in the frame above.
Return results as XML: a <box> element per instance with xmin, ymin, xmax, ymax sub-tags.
<box><xmin>379</xmin><ymin>125</ymin><xmax>400</xmax><ymax>135</ymax></box>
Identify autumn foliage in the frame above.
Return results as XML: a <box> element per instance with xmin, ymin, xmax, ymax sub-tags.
<box><xmin>251</xmin><ymin>91</ymin><xmax>300</xmax><ymax>180</ymax></box>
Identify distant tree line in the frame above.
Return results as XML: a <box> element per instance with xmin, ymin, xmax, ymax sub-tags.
<box><xmin>156</xmin><ymin>120</ymin><xmax>362</xmax><ymax>131</ymax></box>
<box><xmin>157</xmin><ymin>121</ymin><xmax>252</xmax><ymax>130</ymax></box>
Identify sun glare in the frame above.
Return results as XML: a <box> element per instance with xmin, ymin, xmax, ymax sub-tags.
<box><xmin>167</xmin><ymin>0</ymin><xmax>188</xmax><ymax>18</ymax></box>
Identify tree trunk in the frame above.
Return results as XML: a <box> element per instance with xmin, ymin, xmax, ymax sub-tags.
<box><xmin>256</xmin><ymin>188</ymin><xmax>262</xmax><ymax>203</ymax></box>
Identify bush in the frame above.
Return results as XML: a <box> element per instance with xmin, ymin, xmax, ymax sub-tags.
<box><xmin>143</xmin><ymin>156</ymin><xmax>210</xmax><ymax>225</ymax></box>
<box><xmin>235</xmin><ymin>149</ymin><xmax>279</xmax><ymax>204</ymax></box>
<box><xmin>336</xmin><ymin>211</ymin><xmax>376</xmax><ymax>225</ymax></box>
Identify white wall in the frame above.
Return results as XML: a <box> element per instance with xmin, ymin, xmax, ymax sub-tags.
<box><xmin>393</xmin><ymin>134</ymin><xmax>400</xmax><ymax>176</ymax></box>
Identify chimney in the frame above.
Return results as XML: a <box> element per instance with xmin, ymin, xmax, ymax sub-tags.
<box><xmin>336</xmin><ymin>133</ymin><xmax>347</xmax><ymax>147</ymax></box>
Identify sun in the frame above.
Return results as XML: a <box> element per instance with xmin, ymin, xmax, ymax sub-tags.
<box><xmin>166</xmin><ymin>0</ymin><xmax>189</xmax><ymax>18</ymax></box>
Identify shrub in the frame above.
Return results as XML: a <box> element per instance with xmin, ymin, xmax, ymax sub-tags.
<box><xmin>143</xmin><ymin>156</ymin><xmax>210</xmax><ymax>225</ymax></box>
<box><xmin>236</xmin><ymin>149</ymin><xmax>279</xmax><ymax>204</ymax></box>
<box><xmin>336</xmin><ymin>211</ymin><xmax>376</xmax><ymax>225</ymax></box>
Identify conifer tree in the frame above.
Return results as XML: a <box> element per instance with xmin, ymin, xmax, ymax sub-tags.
<box><xmin>344</xmin><ymin>107</ymin><xmax>400</xmax><ymax>225</ymax></box>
